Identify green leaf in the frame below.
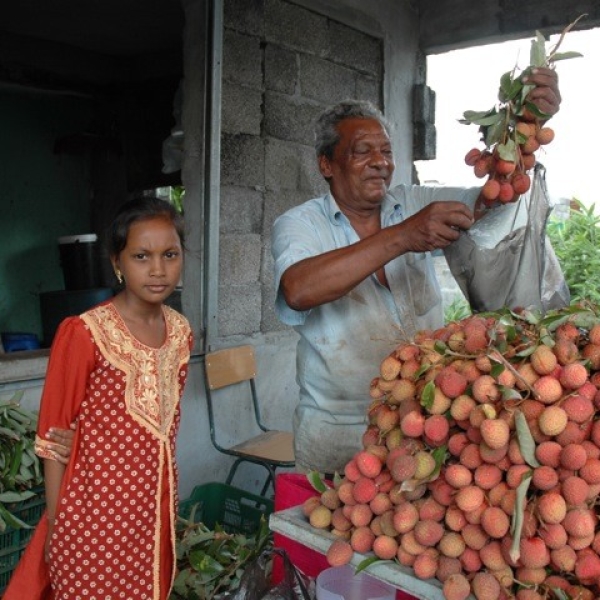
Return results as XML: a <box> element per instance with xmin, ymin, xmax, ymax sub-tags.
<box><xmin>430</xmin><ymin>445</ymin><xmax>448</xmax><ymax>481</ymax></box>
<box><xmin>496</xmin><ymin>139</ymin><xmax>517</xmax><ymax>162</ymax></box>
<box><xmin>420</xmin><ymin>381</ymin><xmax>435</xmax><ymax>411</ymax></box>
<box><xmin>461</xmin><ymin>109</ymin><xmax>502</xmax><ymax>127</ymax></box>
<box><xmin>484</xmin><ymin>117</ymin><xmax>506</xmax><ymax>147</ymax></box>
<box><xmin>515</xmin><ymin>411</ymin><xmax>540</xmax><ymax>468</ymax></box>
<box><xmin>550</xmin><ymin>51</ymin><xmax>583</xmax><ymax>62</ymax></box>
<box><xmin>306</xmin><ymin>471</ymin><xmax>329</xmax><ymax>493</ymax></box>
<box><xmin>356</xmin><ymin>555</ymin><xmax>385</xmax><ymax>574</ymax></box>
<box><xmin>500</xmin><ymin>386</ymin><xmax>522</xmax><ymax>401</ymax></box>
<box><xmin>0</xmin><ymin>503</ymin><xmax>32</xmax><ymax>530</ymax></box>
<box><xmin>490</xmin><ymin>364</ymin><xmax>504</xmax><ymax>379</ymax></box>
<box><xmin>434</xmin><ymin>340</ymin><xmax>447</xmax><ymax>354</ymax></box>
<box><xmin>189</xmin><ymin>549</ymin><xmax>226</xmax><ymax>577</ymax></box>
<box><xmin>530</xmin><ymin>33</ymin><xmax>548</xmax><ymax>67</ymax></box>
<box><xmin>498</xmin><ymin>71</ymin><xmax>523</xmax><ymax>103</ymax></box>
<box><xmin>509</xmin><ymin>471</ymin><xmax>532</xmax><ymax>564</ymax></box>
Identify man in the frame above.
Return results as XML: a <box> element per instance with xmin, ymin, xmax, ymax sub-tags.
<box><xmin>271</xmin><ymin>69</ymin><xmax>561</xmax><ymax>475</ymax></box>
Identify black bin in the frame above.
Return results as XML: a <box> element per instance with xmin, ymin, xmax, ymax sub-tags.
<box><xmin>58</xmin><ymin>234</ymin><xmax>102</xmax><ymax>291</ymax></box>
<box><xmin>39</xmin><ymin>288</ymin><xmax>114</xmax><ymax>347</ymax></box>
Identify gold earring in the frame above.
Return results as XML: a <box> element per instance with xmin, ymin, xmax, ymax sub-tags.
<box><xmin>115</xmin><ymin>270</ymin><xmax>123</xmax><ymax>284</ymax></box>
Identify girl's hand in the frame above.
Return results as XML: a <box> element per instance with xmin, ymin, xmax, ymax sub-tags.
<box><xmin>45</xmin><ymin>422</ymin><xmax>76</xmax><ymax>465</ymax></box>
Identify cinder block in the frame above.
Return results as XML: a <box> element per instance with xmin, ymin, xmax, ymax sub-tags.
<box><xmin>218</xmin><ymin>283</ymin><xmax>262</xmax><ymax>336</ymax></box>
<box><xmin>220</xmin><ymin>233</ymin><xmax>262</xmax><ymax>284</ymax></box>
<box><xmin>264</xmin><ymin>0</ymin><xmax>328</xmax><ymax>55</ymax></box>
<box><xmin>220</xmin><ymin>185</ymin><xmax>264</xmax><ymax>234</ymax></box>
<box><xmin>300</xmin><ymin>55</ymin><xmax>356</xmax><ymax>103</ymax></box>
<box><xmin>264</xmin><ymin>91</ymin><xmax>323</xmax><ymax>145</ymax></box>
<box><xmin>222</xmin><ymin>81</ymin><xmax>262</xmax><ymax>135</ymax></box>
<box><xmin>224</xmin><ymin>0</ymin><xmax>264</xmax><ymax>37</ymax></box>
<box><xmin>223</xmin><ymin>30</ymin><xmax>262</xmax><ymax>87</ymax></box>
<box><xmin>265</xmin><ymin>44</ymin><xmax>298</xmax><ymax>95</ymax></box>
<box><xmin>265</xmin><ymin>138</ymin><xmax>324</xmax><ymax>194</ymax></box>
<box><xmin>221</xmin><ymin>133</ymin><xmax>265</xmax><ymax>187</ymax></box>
<box><xmin>327</xmin><ymin>20</ymin><xmax>382</xmax><ymax>76</ymax></box>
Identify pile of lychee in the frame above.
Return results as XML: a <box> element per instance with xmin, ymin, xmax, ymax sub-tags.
<box><xmin>301</xmin><ymin>307</ymin><xmax>600</xmax><ymax>600</ymax></box>
<box><xmin>464</xmin><ymin>119</ymin><xmax>554</xmax><ymax>206</ymax></box>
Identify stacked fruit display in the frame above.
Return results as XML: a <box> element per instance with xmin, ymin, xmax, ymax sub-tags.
<box><xmin>461</xmin><ymin>23</ymin><xmax>582</xmax><ymax>207</ymax></box>
<box><xmin>302</xmin><ymin>306</ymin><xmax>600</xmax><ymax>600</ymax></box>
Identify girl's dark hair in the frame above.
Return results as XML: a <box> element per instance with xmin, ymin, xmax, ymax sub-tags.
<box><xmin>106</xmin><ymin>196</ymin><xmax>185</xmax><ymax>257</ymax></box>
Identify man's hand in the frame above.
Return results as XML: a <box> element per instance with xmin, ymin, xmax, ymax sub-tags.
<box><xmin>522</xmin><ymin>67</ymin><xmax>561</xmax><ymax>119</ymax></box>
<box><xmin>401</xmin><ymin>202</ymin><xmax>474</xmax><ymax>253</ymax></box>
<box><xmin>44</xmin><ymin>422</ymin><xmax>76</xmax><ymax>465</ymax></box>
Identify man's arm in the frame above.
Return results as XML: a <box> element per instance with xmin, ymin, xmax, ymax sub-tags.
<box><xmin>281</xmin><ymin>201</ymin><xmax>473</xmax><ymax>311</ymax></box>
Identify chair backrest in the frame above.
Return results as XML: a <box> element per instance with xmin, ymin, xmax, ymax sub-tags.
<box><xmin>205</xmin><ymin>345</ymin><xmax>257</xmax><ymax>391</ymax></box>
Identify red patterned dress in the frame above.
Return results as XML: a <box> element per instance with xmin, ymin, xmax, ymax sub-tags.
<box><xmin>4</xmin><ymin>302</ymin><xmax>192</xmax><ymax>600</ymax></box>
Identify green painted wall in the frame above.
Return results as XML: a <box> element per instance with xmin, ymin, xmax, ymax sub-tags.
<box><xmin>0</xmin><ymin>88</ymin><xmax>95</xmax><ymax>343</ymax></box>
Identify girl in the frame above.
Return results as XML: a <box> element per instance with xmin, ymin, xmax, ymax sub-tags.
<box><xmin>5</xmin><ymin>197</ymin><xmax>193</xmax><ymax>600</ymax></box>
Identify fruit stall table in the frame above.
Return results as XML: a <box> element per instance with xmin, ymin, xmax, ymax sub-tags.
<box><xmin>270</xmin><ymin>506</ymin><xmax>474</xmax><ymax>600</ymax></box>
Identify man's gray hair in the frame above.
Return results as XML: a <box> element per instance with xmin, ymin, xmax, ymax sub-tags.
<box><xmin>314</xmin><ymin>100</ymin><xmax>391</xmax><ymax>159</ymax></box>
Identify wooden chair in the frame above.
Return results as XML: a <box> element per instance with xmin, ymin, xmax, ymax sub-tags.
<box><xmin>203</xmin><ymin>344</ymin><xmax>295</xmax><ymax>496</ymax></box>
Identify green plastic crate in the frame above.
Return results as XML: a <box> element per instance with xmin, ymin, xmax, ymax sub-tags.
<box><xmin>0</xmin><ymin>489</ymin><xmax>46</xmax><ymax>594</ymax></box>
<box><xmin>178</xmin><ymin>483</ymin><xmax>273</xmax><ymax>535</ymax></box>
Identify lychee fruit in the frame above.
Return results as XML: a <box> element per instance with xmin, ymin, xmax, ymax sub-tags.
<box><xmin>350</xmin><ymin>526</ymin><xmax>375</xmax><ymax>554</ymax></box>
<box><xmin>380</xmin><ymin>355</ymin><xmax>401</xmax><ymax>381</ymax></box>
<box><xmin>531</xmin><ymin>344</ymin><xmax>558</xmax><ymax>375</ymax></box>
<box><xmin>480</xmin><ymin>418</ymin><xmax>510</xmax><ymax>449</ymax></box>
<box><xmin>471</xmin><ymin>571</ymin><xmax>501</xmax><ymax>600</ymax></box>
<box><xmin>538</xmin><ymin>405</ymin><xmax>568</xmax><ymax>436</ymax></box>
<box><xmin>443</xmin><ymin>573</ymin><xmax>471</xmax><ymax>600</ymax></box>
<box><xmin>537</xmin><ymin>491</ymin><xmax>567</xmax><ymax>524</ymax></box>
<box><xmin>423</xmin><ymin>414</ymin><xmax>450</xmax><ymax>445</ymax></box>
<box><xmin>414</xmin><ymin>519</ymin><xmax>444</xmax><ymax>547</ymax></box>
<box><xmin>533</xmin><ymin>375</ymin><xmax>563</xmax><ymax>404</ymax></box>
<box><xmin>480</xmin><ymin>506</ymin><xmax>510</xmax><ymax>540</ymax></box>
<box><xmin>472</xmin><ymin>375</ymin><xmax>500</xmax><ymax>403</ymax></box>
<box><xmin>519</xmin><ymin>537</ymin><xmax>550</xmax><ymax>569</ymax></box>
<box><xmin>435</xmin><ymin>367</ymin><xmax>468</xmax><ymax>399</ymax></box>
<box><xmin>372</xmin><ymin>534</ymin><xmax>398</xmax><ymax>560</ymax></box>
<box><xmin>388</xmin><ymin>379</ymin><xmax>416</xmax><ymax>405</ymax></box>
<box><xmin>455</xmin><ymin>485</ymin><xmax>485</xmax><ymax>512</ymax></box>
<box><xmin>559</xmin><ymin>362</ymin><xmax>588</xmax><ymax>390</ymax></box>
<box><xmin>438</xmin><ymin>532</ymin><xmax>466</xmax><ymax>558</ymax></box>
<box><xmin>355</xmin><ymin>450</ymin><xmax>383</xmax><ymax>479</ymax></box>
<box><xmin>389</xmin><ymin>454</ymin><xmax>417</xmax><ymax>483</ymax></box>
<box><xmin>309</xmin><ymin>505</ymin><xmax>332</xmax><ymax>529</ymax></box>
<box><xmin>326</xmin><ymin>539</ymin><xmax>353</xmax><ymax>567</ymax></box>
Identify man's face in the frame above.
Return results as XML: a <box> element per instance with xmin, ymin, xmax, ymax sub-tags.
<box><xmin>319</xmin><ymin>117</ymin><xmax>395</xmax><ymax>211</ymax></box>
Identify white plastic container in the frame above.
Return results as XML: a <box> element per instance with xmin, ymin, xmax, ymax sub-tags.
<box><xmin>316</xmin><ymin>565</ymin><xmax>396</xmax><ymax>600</ymax></box>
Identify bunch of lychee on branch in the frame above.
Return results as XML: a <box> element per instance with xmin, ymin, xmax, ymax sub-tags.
<box><xmin>302</xmin><ymin>304</ymin><xmax>600</xmax><ymax>600</ymax></box>
<box><xmin>461</xmin><ymin>22</ymin><xmax>583</xmax><ymax>207</ymax></box>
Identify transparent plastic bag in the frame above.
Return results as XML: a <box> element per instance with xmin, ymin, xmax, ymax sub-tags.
<box><xmin>223</xmin><ymin>548</ymin><xmax>313</xmax><ymax>600</ymax></box>
<box><xmin>444</xmin><ymin>164</ymin><xmax>570</xmax><ymax>313</ymax></box>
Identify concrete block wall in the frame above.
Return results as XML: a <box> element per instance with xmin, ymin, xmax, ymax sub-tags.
<box><xmin>219</xmin><ymin>0</ymin><xmax>384</xmax><ymax>338</ymax></box>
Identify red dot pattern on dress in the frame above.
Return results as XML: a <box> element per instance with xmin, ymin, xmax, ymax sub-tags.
<box><xmin>48</xmin><ymin>352</ymin><xmax>170</xmax><ymax>599</ymax></box>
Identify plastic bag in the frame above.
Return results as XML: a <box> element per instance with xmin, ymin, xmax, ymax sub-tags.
<box><xmin>444</xmin><ymin>164</ymin><xmax>570</xmax><ymax>313</ymax></box>
<box><xmin>223</xmin><ymin>548</ymin><xmax>313</xmax><ymax>600</ymax></box>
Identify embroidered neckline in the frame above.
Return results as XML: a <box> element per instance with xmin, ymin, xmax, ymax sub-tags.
<box><xmin>81</xmin><ymin>303</ymin><xmax>191</xmax><ymax>439</ymax></box>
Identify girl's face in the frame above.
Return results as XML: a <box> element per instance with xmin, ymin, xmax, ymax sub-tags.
<box><xmin>112</xmin><ymin>216</ymin><xmax>183</xmax><ymax>307</ymax></box>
